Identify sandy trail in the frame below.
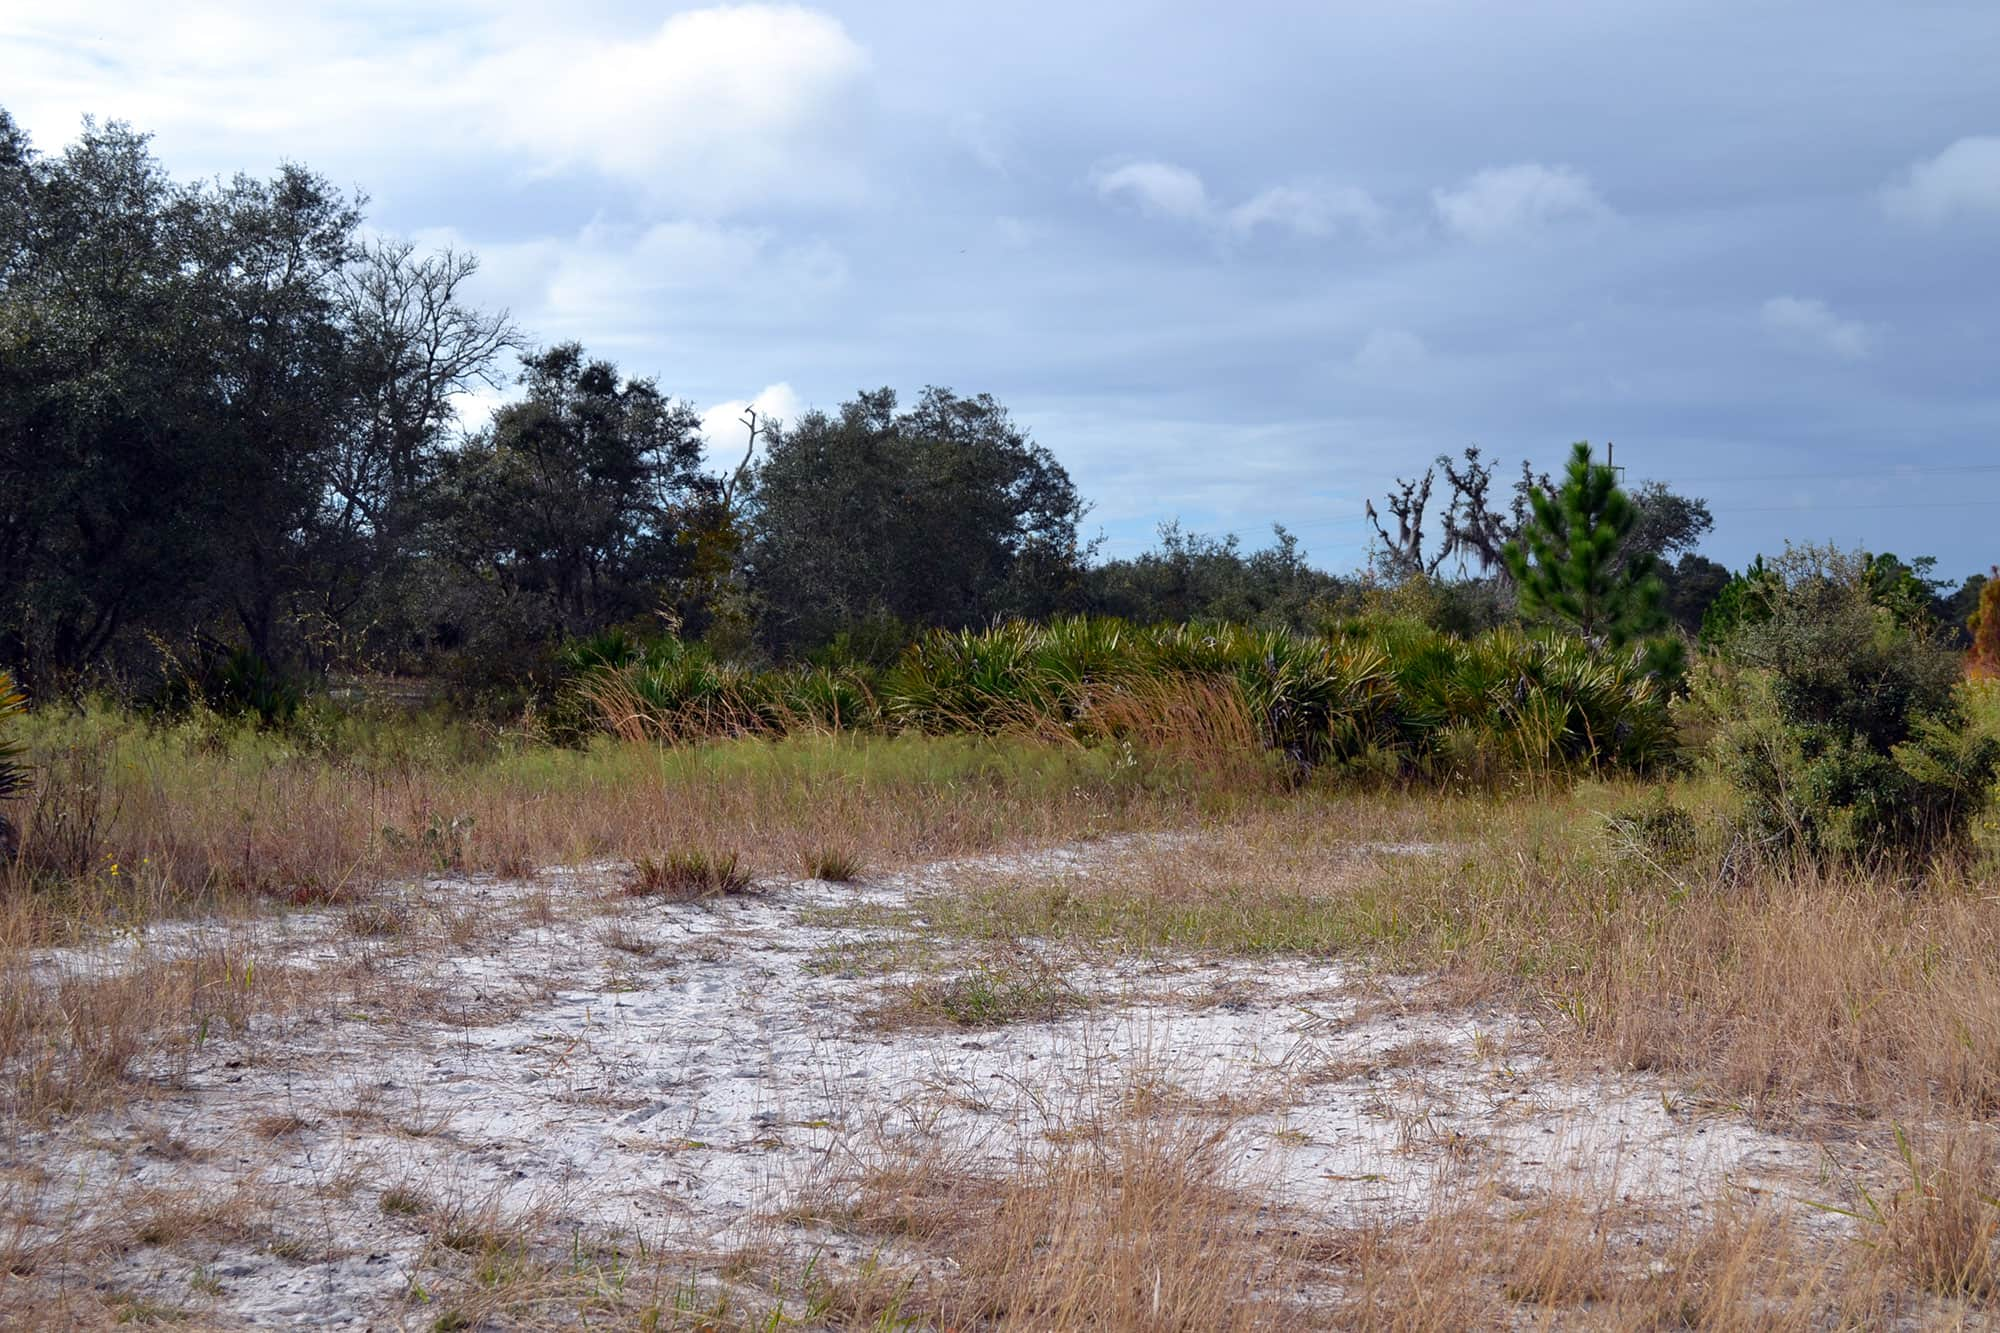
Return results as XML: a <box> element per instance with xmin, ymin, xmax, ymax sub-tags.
<box><xmin>11</xmin><ymin>837</ymin><xmax>1825</xmax><ymax>1326</ymax></box>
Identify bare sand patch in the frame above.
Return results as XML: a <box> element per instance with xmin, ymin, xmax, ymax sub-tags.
<box><xmin>4</xmin><ymin>836</ymin><xmax>1836</xmax><ymax>1326</ymax></box>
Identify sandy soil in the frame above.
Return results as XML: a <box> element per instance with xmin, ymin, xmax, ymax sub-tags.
<box><xmin>8</xmin><ymin>837</ymin><xmax>1833</xmax><ymax>1326</ymax></box>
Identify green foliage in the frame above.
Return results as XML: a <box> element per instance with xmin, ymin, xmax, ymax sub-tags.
<box><xmin>429</xmin><ymin>343</ymin><xmax>721</xmax><ymax>643</ymax></box>
<box><xmin>150</xmin><ymin>644</ymin><xmax>302</xmax><ymax>728</ymax></box>
<box><xmin>1695</xmin><ymin>545</ymin><xmax>1998</xmax><ymax>863</ymax></box>
<box><xmin>743</xmin><ymin>386</ymin><xmax>1088</xmax><ymax>656</ymax></box>
<box><xmin>571</xmin><ymin>615</ymin><xmax>1676</xmax><ymax>783</ymax></box>
<box><xmin>566</xmin><ymin>632</ymin><xmax>879</xmax><ymax>743</ymax></box>
<box><xmin>1697</xmin><ymin>555</ymin><xmax>1778</xmax><ymax>647</ymax></box>
<box><xmin>1502</xmin><ymin>443</ymin><xmax>1672</xmax><ymax>655</ymax></box>
<box><xmin>1085</xmin><ymin>522</ymin><xmax>1348</xmax><ymax>632</ymax></box>
<box><xmin>0</xmin><ymin>110</ymin><xmax>518</xmax><ymax>689</ymax></box>
<box><xmin>1660</xmin><ymin>553</ymin><xmax>1732</xmax><ymax>637</ymax></box>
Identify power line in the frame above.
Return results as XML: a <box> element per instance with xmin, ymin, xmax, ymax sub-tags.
<box><xmin>1663</xmin><ymin>462</ymin><xmax>2000</xmax><ymax>486</ymax></box>
<box><xmin>1706</xmin><ymin>498</ymin><xmax>2000</xmax><ymax>514</ymax></box>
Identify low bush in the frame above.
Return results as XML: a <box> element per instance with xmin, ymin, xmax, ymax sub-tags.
<box><xmin>148</xmin><ymin>642</ymin><xmax>302</xmax><ymax>728</ymax></box>
<box><xmin>1692</xmin><ymin>545</ymin><xmax>1998</xmax><ymax>864</ymax></box>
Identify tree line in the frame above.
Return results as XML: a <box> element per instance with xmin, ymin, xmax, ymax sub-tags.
<box><xmin>1</xmin><ymin>110</ymin><xmax>1986</xmax><ymax>707</ymax></box>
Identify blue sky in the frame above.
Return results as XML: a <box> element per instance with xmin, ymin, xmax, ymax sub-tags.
<box><xmin>6</xmin><ymin>1</ymin><xmax>1998</xmax><ymax>577</ymax></box>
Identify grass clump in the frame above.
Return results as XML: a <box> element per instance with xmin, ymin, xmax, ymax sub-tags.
<box><xmin>625</xmin><ymin>847</ymin><xmax>753</xmax><ymax>900</ymax></box>
<box><xmin>800</xmin><ymin>844</ymin><xmax>863</xmax><ymax>882</ymax></box>
<box><xmin>886</xmin><ymin>960</ymin><xmax>1081</xmax><ymax>1028</ymax></box>
<box><xmin>380</xmin><ymin>1187</ymin><xmax>430</xmax><ymax>1217</ymax></box>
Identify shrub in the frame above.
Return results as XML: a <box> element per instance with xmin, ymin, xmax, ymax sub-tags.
<box><xmin>0</xmin><ymin>672</ymin><xmax>26</xmax><ymax>861</ymax></box>
<box><xmin>1698</xmin><ymin>545</ymin><xmax>1998</xmax><ymax>863</ymax></box>
<box><xmin>1970</xmin><ymin>567</ymin><xmax>2000</xmax><ymax>680</ymax></box>
<box><xmin>567</xmin><ymin>617</ymin><xmax>1676</xmax><ymax>784</ymax></box>
<box><xmin>149</xmin><ymin>643</ymin><xmax>302</xmax><ymax>728</ymax></box>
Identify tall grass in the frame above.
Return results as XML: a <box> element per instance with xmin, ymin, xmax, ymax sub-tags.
<box><xmin>0</xmin><ymin>707</ymin><xmax>1203</xmax><ymax>925</ymax></box>
<box><xmin>570</xmin><ymin>617</ymin><xmax>1675</xmax><ymax>782</ymax></box>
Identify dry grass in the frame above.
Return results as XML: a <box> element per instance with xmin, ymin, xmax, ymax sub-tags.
<box><xmin>911</xmin><ymin>784</ymin><xmax>2000</xmax><ymax>1126</ymax></box>
<box><xmin>1323</xmin><ymin>1187</ymin><xmax>1895</xmax><ymax>1330</ymax></box>
<box><xmin>782</xmin><ymin>1088</ymin><xmax>1307</xmax><ymax>1329</ymax></box>
<box><xmin>1</xmin><ymin>711</ymin><xmax>1998</xmax><ymax>1325</ymax></box>
<box><xmin>799</xmin><ymin>842</ymin><xmax>864</xmax><ymax>882</ymax></box>
<box><xmin>0</xmin><ymin>720</ymin><xmax>1200</xmax><ymax>926</ymax></box>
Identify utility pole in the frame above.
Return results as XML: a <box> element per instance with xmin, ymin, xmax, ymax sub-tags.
<box><xmin>1607</xmin><ymin>441</ymin><xmax>1625</xmax><ymax>484</ymax></box>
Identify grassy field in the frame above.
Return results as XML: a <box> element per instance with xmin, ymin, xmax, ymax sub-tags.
<box><xmin>0</xmin><ymin>703</ymin><xmax>1997</xmax><ymax>1327</ymax></box>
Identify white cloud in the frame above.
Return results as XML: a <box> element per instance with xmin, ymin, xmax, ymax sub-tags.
<box><xmin>489</xmin><ymin>5</ymin><xmax>871</xmax><ymax>210</ymax></box>
<box><xmin>1880</xmin><ymin>136</ymin><xmax>2000</xmax><ymax>225</ymax></box>
<box><xmin>1432</xmin><ymin>163</ymin><xmax>1608</xmax><ymax>241</ymax></box>
<box><xmin>1760</xmin><ymin>296</ymin><xmax>1872</xmax><ymax>360</ymax></box>
<box><xmin>1095</xmin><ymin>162</ymin><xmax>1382</xmax><ymax>241</ymax></box>
<box><xmin>481</xmin><ymin>219</ymin><xmax>845</xmax><ymax>318</ymax></box>
<box><xmin>1351</xmin><ymin>328</ymin><xmax>1428</xmax><ymax>378</ymax></box>
<box><xmin>701</xmin><ymin>383</ymin><xmax>803</xmax><ymax>470</ymax></box>
<box><xmin>1092</xmin><ymin>160</ymin><xmax>1212</xmax><ymax>222</ymax></box>
<box><xmin>6</xmin><ymin>3</ymin><xmax>872</xmax><ymax>215</ymax></box>
<box><xmin>1225</xmin><ymin>183</ymin><xmax>1384</xmax><ymax>239</ymax></box>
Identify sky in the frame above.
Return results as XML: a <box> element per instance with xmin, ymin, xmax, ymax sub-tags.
<box><xmin>5</xmin><ymin>1</ymin><xmax>1999</xmax><ymax>577</ymax></box>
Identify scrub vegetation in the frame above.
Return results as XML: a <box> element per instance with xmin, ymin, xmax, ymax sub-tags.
<box><xmin>3</xmin><ymin>103</ymin><xmax>1999</xmax><ymax>1329</ymax></box>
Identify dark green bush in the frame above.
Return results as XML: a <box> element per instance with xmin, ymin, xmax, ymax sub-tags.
<box><xmin>149</xmin><ymin>643</ymin><xmax>302</xmax><ymax>728</ymax></box>
<box><xmin>1696</xmin><ymin>546</ymin><xmax>1998</xmax><ymax>863</ymax></box>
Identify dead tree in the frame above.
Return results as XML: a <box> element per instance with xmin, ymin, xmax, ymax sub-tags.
<box><xmin>1370</xmin><ymin>448</ymin><xmax>1553</xmax><ymax>581</ymax></box>
<box><xmin>1365</xmin><ymin>467</ymin><xmax>1443</xmax><ymax>578</ymax></box>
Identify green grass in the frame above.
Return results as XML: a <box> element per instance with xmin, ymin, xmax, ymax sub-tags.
<box><xmin>882</xmin><ymin>960</ymin><xmax>1083</xmax><ymax>1028</ymax></box>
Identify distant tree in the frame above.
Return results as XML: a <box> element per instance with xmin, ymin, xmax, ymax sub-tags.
<box><xmin>1623</xmin><ymin>481</ymin><xmax>1713</xmax><ymax>566</ymax></box>
<box><xmin>1502</xmin><ymin>443</ymin><xmax>1674</xmax><ymax>663</ymax></box>
<box><xmin>1944</xmin><ymin>571</ymin><xmax>1989</xmax><ymax>650</ymax></box>
<box><xmin>1862</xmin><ymin>552</ymin><xmax>1949</xmax><ymax>631</ymax></box>
<box><xmin>1662</xmin><ymin>553</ymin><xmax>1732</xmax><ymax>637</ymax></box>
<box><xmin>188</xmin><ymin>163</ymin><xmax>365</xmax><ymax>665</ymax></box>
<box><xmin>312</xmin><ymin>239</ymin><xmax>518</xmax><ymax>663</ymax></box>
<box><xmin>1970</xmin><ymin>568</ymin><xmax>2000</xmax><ymax>679</ymax></box>
<box><xmin>743</xmin><ymin>387</ymin><xmax>1087</xmax><ymax>655</ymax></box>
<box><xmin>1699</xmin><ymin>555</ymin><xmax>1777</xmax><ymax>648</ymax></box>
<box><xmin>0</xmin><ymin>111</ymin><xmax>475</xmax><ymax>684</ymax></box>
<box><xmin>428</xmin><ymin>344</ymin><xmax>718</xmax><ymax>647</ymax></box>
<box><xmin>1368</xmin><ymin>446</ymin><xmax>1708</xmax><ymax>591</ymax></box>
<box><xmin>1366</xmin><ymin>467</ymin><xmax>1443</xmax><ymax>578</ymax></box>
<box><xmin>1087</xmin><ymin>522</ymin><xmax>1345</xmax><ymax>630</ymax></box>
<box><xmin>1434</xmin><ymin>448</ymin><xmax>1548</xmax><ymax>575</ymax></box>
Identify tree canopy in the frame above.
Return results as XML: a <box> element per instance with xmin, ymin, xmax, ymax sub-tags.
<box><xmin>742</xmin><ymin>386</ymin><xmax>1088</xmax><ymax>655</ymax></box>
